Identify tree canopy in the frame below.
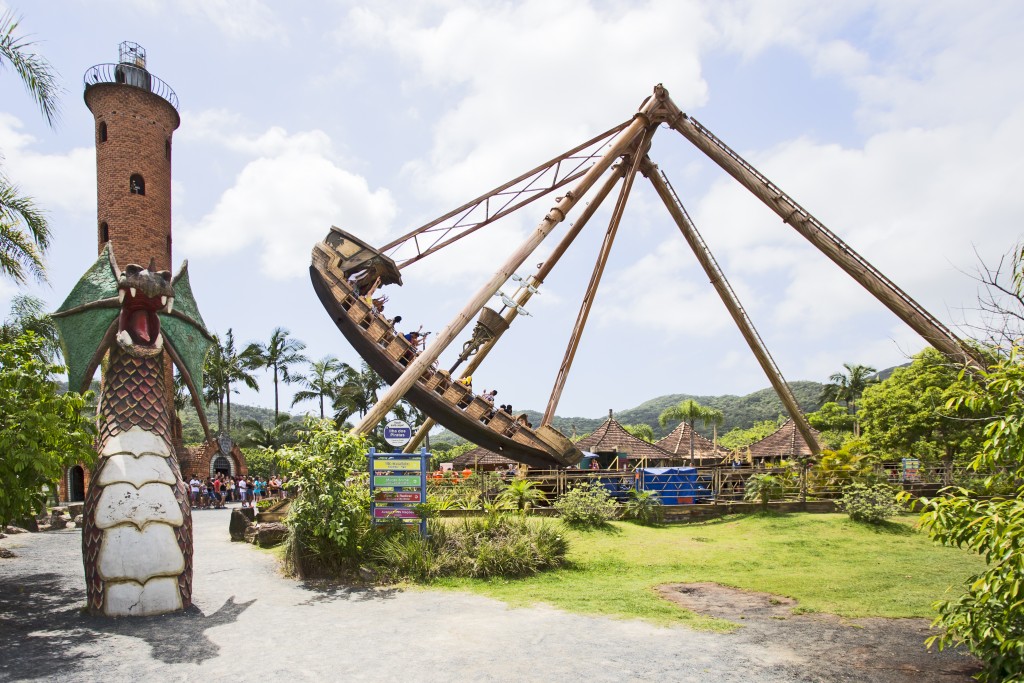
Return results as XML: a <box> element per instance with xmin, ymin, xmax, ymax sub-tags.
<box><xmin>0</xmin><ymin>333</ymin><xmax>95</xmax><ymax>525</ymax></box>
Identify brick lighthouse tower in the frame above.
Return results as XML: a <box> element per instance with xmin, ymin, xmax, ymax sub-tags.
<box><xmin>84</xmin><ymin>42</ymin><xmax>179</xmax><ymax>270</ymax></box>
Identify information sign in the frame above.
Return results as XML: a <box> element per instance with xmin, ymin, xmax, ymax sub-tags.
<box><xmin>373</xmin><ymin>475</ymin><xmax>422</xmax><ymax>487</ymax></box>
<box><xmin>373</xmin><ymin>507</ymin><xmax>420</xmax><ymax>519</ymax></box>
<box><xmin>368</xmin><ymin>446</ymin><xmax>429</xmax><ymax>535</ymax></box>
<box><xmin>374</xmin><ymin>457</ymin><xmax>421</xmax><ymax>471</ymax></box>
<box><xmin>383</xmin><ymin>420</ymin><xmax>413</xmax><ymax>447</ymax></box>
<box><xmin>374</xmin><ymin>491</ymin><xmax>422</xmax><ymax>503</ymax></box>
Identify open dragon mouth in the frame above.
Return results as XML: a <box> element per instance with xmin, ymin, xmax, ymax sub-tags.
<box><xmin>118</xmin><ymin>288</ymin><xmax>166</xmax><ymax>348</ymax></box>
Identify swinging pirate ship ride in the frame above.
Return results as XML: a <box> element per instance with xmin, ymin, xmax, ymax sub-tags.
<box><xmin>310</xmin><ymin>85</ymin><xmax>983</xmax><ymax>469</ymax></box>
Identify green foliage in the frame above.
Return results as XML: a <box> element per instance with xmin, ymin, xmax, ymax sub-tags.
<box><xmin>621</xmin><ymin>489</ymin><xmax>663</xmax><ymax>525</ymax></box>
<box><xmin>860</xmin><ymin>348</ymin><xmax>984</xmax><ymax>466</ymax></box>
<box><xmin>810</xmin><ymin>444</ymin><xmax>877</xmax><ymax>494</ymax></box>
<box><xmin>0</xmin><ymin>294</ymin><xmax>59</xmax><ymax>361</ymax></box>
<box><xmin>554</xmin><ymin>482</ymin><xmax>617</xmax><ymax>528</ymax></box>
<box><xmin>278</xmin><ymin>419</ymin><xmax>370</xmax><ymax>577</ymax></box>
<box><xmin>718</xmin><ymin>418</ymin><xmax>784</xmax><ymax>451</ymax></box>
<box><xmin>0</xmin><ymin>333</ymin><xmax>96</xmax><ymax>525</ymax></box>
<box><xmin>622</xmin><ymin>423</ymin><xmax>654</xmax><ymax>442</ymax></box>
<box><xmin>910</xmin><ymin>345</ymin><xmax>1024</xmax><ymax>681</ymax></box>
<box><xmin>239</xmin><ymin>413</ymin><xmax>299</xmax><ymax>449</ymax></box>
<box><xmin>743</xmin><ymin>473</ymin><xmax>785</xmax><ymax>511</ymax></box>
<box><xmin>241</xmin><ymin>447</ymin><xmax>280</xmax><ymax>479</ymax></box>
<box><xmin>837</xmin><ymin>483</ymin><xmax>900</xmax><ymax>523</ymax></box>
<box><xmin>372</xmin><ymin>514</ymin><xmax>568</xmax><ymax>581</ymax></box>
<box><xmin>497</xmin><ymin>478</ymin><xmax>548</xmax><ymax>511</ymax></box>
<box><xmin>806</xmin><ymin>401</ymin><xmax>856</xmax><ymax>432</ymax></box>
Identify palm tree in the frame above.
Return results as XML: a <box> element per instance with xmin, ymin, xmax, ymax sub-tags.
<box><xmin>705</xmin><ymin>407</ymin><xmax>724</xmax><ymax>449</ymax></box>
<box><xmin>222</xmin><ymin>329</ymin><xmax>259</xmax><ymax>432</ymax></box>
<box><xmin>291</xmin><ymin>355</ymin><xmax>343</xmax><ymax>419</ymax></box>
<box><xmin>0</xmin><ymin>294</ymin><xmax>59</xmax><ymax>360</ymax></box>
<box><xmin>239</xmin><ymin>415</ymin><xmax>298</xmax><ymax>450</ymax></box>
<box><xmin>659</xmin><ymin>399</ymin><xmax>719</xmax><ymax>465</ymax></box>
<box><xmin>623</xmin><ymin>423</ymin><xmax>655</xmax><ymax>443</ymax></box>
<box><xmin>244</xmin><ymin>327</ymin><xmax>307</xmax><ymax>420</ymax></box>
<box><xmin>497</xmin><ymin>479</ymin><xmax>548</xmax><ymax>512</ymax></box>
<box><xmin>203</xmin><ymin>333</ymin><xmax>229</xmax><ymax>432</ymax></box>
<box><xmin>1</xmin><ymin>11</ymin><xmax>59</xmax><ymax>284</ymax></box>
<box><xmin>332</xmin><ymin>361</ymin><xmax>382</xmax><ymax>423</ymax></box>
<box><xmin>822</xmin><ymin>363</ymin><xmax>878</xmax><ymax>436</ymax></box>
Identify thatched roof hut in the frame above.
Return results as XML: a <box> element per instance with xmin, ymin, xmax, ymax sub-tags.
<box><xmin>745</xmin><ymin>419</ymin><xmax>821</xmax><ymax>460</ymax></box>
<box><xmin>451</xmin><ymin>446</ymin><xmax>517</xmax><ymax>471</ymax></box>
<box><xmin>656</xmin><ymin>421</ymin><xmax>724</xmax><ymax>463</ymax></box>
<box><xmin>576</xmin><ymin>411</ymin><xmax>671</xmax><ymax>464</ymax></box>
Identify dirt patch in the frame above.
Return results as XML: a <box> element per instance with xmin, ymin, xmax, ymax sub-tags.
<box><xmin>659</xmin><ymin>583</ymin><xmax>981</xmax><ymax>683</ymax></box>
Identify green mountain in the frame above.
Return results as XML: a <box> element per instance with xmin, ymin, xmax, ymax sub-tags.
<box><xmin>431</xmin><ymin>380</ymin><xmax>826</xmax><ymax>447</ymax></box>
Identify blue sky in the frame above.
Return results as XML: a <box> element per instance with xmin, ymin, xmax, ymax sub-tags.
<box><xmin>2</xmin><ymin>1</ymin><xmax>1022</xmax><ymax>422</ymax></box>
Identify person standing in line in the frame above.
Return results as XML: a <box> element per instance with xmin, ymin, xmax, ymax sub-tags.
<box><xmin>189</xmin><ymin>476</ymin><xmax>202</xmax><ymax>508</ymax></box>
<box><xmin>238</xmin><ymin>476</ymin><xmax>249</xmax><ymax>507</ymax></box>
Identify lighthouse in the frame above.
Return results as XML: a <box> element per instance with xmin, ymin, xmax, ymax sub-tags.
<box><xmin>84</xmin><ymin>41</ymin><xmax>179</xmax><ymax>271</ymax></box>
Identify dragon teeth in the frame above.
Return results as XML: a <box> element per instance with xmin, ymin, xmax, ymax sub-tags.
<box><xmin>130</xmin><ymin>288</ymin><xmax>137</xmax><ymax>299</ymax></box>
<box><xmin>118</xmin><ymin>290</ymin><xmax>126</xmax><ymax>303</ymax></box>
<box><xmin>161</xmin><ymin>296</ymin><xmax>167</xmax><ymax>307</ymax></box>
<box><xmin>116</xmin><ymin>330</ymin><xmax>133</xmax><ymax>347</ymax></box>
<box><xmin>166</xmin><ymin>297</ymin><xmax>174</xmax><ymax>313</ymax></box>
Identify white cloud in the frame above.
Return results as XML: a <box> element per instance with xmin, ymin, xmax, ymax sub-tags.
<box><xmin>177</xmin><ymin>121</ymin><xmax>396</xmax><ymax>280</ymax></box>
<box><xmin>0</xmin><ymin>113</ymin><xmax>94</xmax><ymax>216</ymax></box>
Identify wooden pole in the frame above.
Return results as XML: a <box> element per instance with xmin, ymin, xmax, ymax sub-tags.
<box><xmin>403</xmin><ymin>165</ymin><xmax>626</xmax><ymax>453</ymax></box>
<box><xmin>670</xmin><ymin>114</ymin><xmax>983</xmax><ymax>370</ymax></box>
<box><xmin>644</xmin><ymin>159</ymin><xmax>821</xmax><ymax>456</ymax></box>
<box><xmin>542</xmin><ymin>127</ymin><xmax>653</xmax><ymax>425</ymax></box>
<box><xmin>352</xmin><ymin>106</ymin><xmax>656</xmax><ymax>436</ymax></box>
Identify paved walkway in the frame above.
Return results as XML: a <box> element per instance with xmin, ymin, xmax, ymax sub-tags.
<box><xmin>0</xmin><ymin>508</ymin><xmax>976</xmax><ymax>682</ymax></box>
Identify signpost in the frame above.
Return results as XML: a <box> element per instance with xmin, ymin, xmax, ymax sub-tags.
<box><xmin>369</xmin><ymin>420</ymin><xmax>428</xmax><ymax>535</ymax></box>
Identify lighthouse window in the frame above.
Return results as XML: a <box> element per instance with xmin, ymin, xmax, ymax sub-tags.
<box><xmin>100</xmin><ymin>221</ymin><xmax>109</xmax><ymax>243</ymax></box>
<box><xmin>165</xmin><ymin>138</ymin><xmax>171</xmax><ymax>160</ymax></box>
<box><xmin>99</xmin><ymin>122</ymin><xmax>107</xmax><ymax>143</ymax></box>
<box><xmin>129</xmin><ymin>174</ymin><xmax>145</xmax><ymax>195</ymax></box>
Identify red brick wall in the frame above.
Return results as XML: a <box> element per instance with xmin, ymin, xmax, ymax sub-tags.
<box><xmin>85</xmin><ymin>82</ymin><xmax>180</xmax><ymax>271</ymax></box>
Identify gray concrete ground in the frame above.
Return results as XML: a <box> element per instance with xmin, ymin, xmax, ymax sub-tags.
<box><xmin>1</xmin><ymin>508</ymin><xmax>978</xmax><ymax>682</ymax></box>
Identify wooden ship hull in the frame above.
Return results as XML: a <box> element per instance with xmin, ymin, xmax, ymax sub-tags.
<box><xmin>311</xmin><ymin>230</ymin><xmax>581</xmax><ymax>469</ymax></box>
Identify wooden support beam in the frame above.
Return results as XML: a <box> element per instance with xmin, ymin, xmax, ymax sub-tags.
<box><xmin>542</xmin><ymin>127</ymin><xmax>654</xmax><ymax>426</ymax></box>
<box><xmin>352</xmin><ymin>101</ymin><xmax>660</xmax><ymax>436</ymax></box>
<box><xmin>644</xmin><ymin>159</ymin><xmax>821</xmax><ymax>456</ymax></box>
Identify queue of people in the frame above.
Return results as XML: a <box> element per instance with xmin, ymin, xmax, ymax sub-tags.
<box><xmin>186</xmin><ymin>473</ymin><xmax>289</xmax><ymax>510</ymax></box>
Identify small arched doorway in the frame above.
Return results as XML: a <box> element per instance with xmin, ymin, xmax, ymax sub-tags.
<box><xmin>211</xmin><ymin>455</ymin><xmax>233</xmax><ymax>478</ymax></box>
<box><xmin>69</xmin><ymin>466</ymin><xmax>86</xmax><ymax>502</ymax></box>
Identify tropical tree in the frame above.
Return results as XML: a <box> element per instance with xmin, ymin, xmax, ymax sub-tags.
<box><xmin>203</xmin><ymin>333</ymin><xmax>229</xmax><ymax>432</ymax></box>
<box><xmin>238</xmin><ymin>414</ymin><xmax>298</xmax><ymax>450</ymax></box>
<box><xmin>291</xmin><ymin>355</ymin><xmax>342</xmax><ymax>419</ymax></box>
<box><xmin>332</xmin><ymin>361</ymin><xmax>383</xmax><ymax>424</ymax></box>
<box><xmin>0</xmin><ymin>332</ymin><xmax>95</xmax><ymax>525</ymax></box>
<box><xmin>0</xmin><ymin>294</ymin><xmax>59</xmax><ymax>360</ymax></box>
<box><xmin>743</xmin><ymin>473</ymin><xmax>785</xmax><ymax>512</ymax></box>
<box><xmin>821</xmin><ymin>363</ymin><xmax>877</xmax><ymax>435</ymax></box>
<box><xmin>221</xmin><ymin>329</ymin><xmax>259</xmax><ymax>431</ymax></box>
<box><xmin>658</xmin><ymin>399</ymin><xmax>719</xmax><ymax>464</ymax></box>
<box><xmin>622</xmin><ymin>423</ymin><xmax>654</xmax><ymax>443</ymax></box>
<box><xmin>0</xmin><ymin>11</ymin><xmax>60</xmax><ymax>285</ymax></box>
<box><xmin>244</xmin><ymin>327</ymin><xmax>307</xmax><ymax>420</ymax></box>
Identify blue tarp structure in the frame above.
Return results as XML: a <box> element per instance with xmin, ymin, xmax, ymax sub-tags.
<box><xmin>639</xmin><ymin>467</ymin><xmax>713</xmax><ymax>504</ymax></box>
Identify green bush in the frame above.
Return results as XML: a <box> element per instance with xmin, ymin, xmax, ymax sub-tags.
<box><xmin>371</xmin><ymin>514</ymin><xmax>568</xmax><ymax>581</ymax></box>
<box><xmin>743</xmin><ymin>473</ymin><xmax>785</xmax><ymax>511</ymax></box>
<box><xmin>278</xmin><ymin>419</ymin><xmax>371</xmax><ymax>578</ymax></box>
<box><xmin>554</xmin><ymin>482</ymin><xmax>617</xmax><ymax>528</ymax></box>
<box><xmin>837</xmin><ymin>482</ymin><xmax>900</xmax><ymax>523</ymax></box>
<box><xmin>621</xmin><ymin>489</ymin><xmax>663</xmax><ymax>525</ymax></box>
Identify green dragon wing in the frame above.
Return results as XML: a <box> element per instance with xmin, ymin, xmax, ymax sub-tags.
<box><xmin>161</xmin><ymin>260</ymin><xmax>214</xmax><ymax>421</ymax></box>
<box><xmin>52</xmin><ymin>245</ymin><xmax>120</xmax><ymax>393</ymax></box>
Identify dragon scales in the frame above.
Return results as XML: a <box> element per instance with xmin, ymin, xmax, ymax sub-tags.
<box><xmin>54</xmin><ymin>246</ymin><xmax>212</xmax><ymax>616</ymax></box>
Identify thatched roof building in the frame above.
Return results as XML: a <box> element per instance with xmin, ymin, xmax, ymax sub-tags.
<box><xmin>451</xmin><ymin>446</ymin><xmax>517</xmax><ymax>471</ymax></box>
<box><xmin>576</xmin><ymin>411</ymin><xmax>671</xmax><ymax>463</ymax></box>
<box><xmin>656</xmin><ymin>421</ymin><xmax>724</xmax><ymax>463</ymax></box>
<box><xmin>745</xmin><ymin>419</ymin><xmax>821</xmax><ymax>460</ymax></box>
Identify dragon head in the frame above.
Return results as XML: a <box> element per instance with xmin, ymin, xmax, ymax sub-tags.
<box><xmin>115</xmin><ymin>260</ymin><xmax>175</xmax><ymax>357</ymax></box>
<box><xmin>53</xmin><ymin>244</ymin><xmax>214</xmax><ymax>439</ymax></box>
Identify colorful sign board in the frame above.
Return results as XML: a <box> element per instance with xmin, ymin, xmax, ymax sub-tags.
<box><xmin>374</xmin><ymin>457</ymin><xmax>421</xmax><ymax>471</ymax></box>
<box><xmin>374</xmin><ymin>491</ymin><xmax>422</xmax><ymax>503</ymax></box>
<box><xmin>373</xmin><ymin>475</ymin><xmax>422</xmax><ymax>487</ymax></box>
<box><xmin>373</xmin><ymin>507</ymin><xmax>420</xmax><ymax>519</ymax></box>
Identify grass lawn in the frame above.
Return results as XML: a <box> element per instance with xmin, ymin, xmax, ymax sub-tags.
<box><xmin>431</xmin><ymin>512</ymin><xmax>985</xmax><ymax>630</ymax></box>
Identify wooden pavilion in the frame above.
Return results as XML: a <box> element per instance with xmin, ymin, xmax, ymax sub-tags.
<box><xmin>745</xmin><ymin>419</ymin><xmax>822</xmax><ymax>462</ymax></box>
<box><xmin>656</xmin><ymin>421</ymin><xmax>725</xmax><ymax>464</ymax></box>
<box><xmin>576</xmin><ymin>411</ymin><xmax>672</xmax><ymax>468</ymax></box>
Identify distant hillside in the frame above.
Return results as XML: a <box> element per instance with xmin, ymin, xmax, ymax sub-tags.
<box><xmin>178</xmin><ymin>402</ymin><xmax>293</xmax><ymax>444</ymax></box>
<box><xmin>431</xmin><ymin>380</ymin><xmax>826</xmax><ymax>446</ymax></box>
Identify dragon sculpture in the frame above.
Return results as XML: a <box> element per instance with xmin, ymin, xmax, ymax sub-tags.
<box><xmin>53</xmin><ymin>245</ymin><xmax>212</xmax><ymax>616</ymax></box>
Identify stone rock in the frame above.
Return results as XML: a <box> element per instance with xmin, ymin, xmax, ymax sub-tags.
<box><xmin>74</xmin><ymin>515</ymin><xmax>84</xmax><ymax>525</ymax></box>
<box><xmin>0</xmin><ymin>532</ymin><xmax>5</xmax><ymax>540</ymax></box>
<box><xmin>48</xmin><ymin>516</ymin><xmax>68</xmax><ymax>530</ymax></box>
<box><xmin>229</xmin><ymin>509</ymin><xmax>252</xmax><ymax>541</ymax></box>
<box><xmin>358</xmin><ymin>566</ymin><xmax>377</xmax><ymax>582</ymax></box>
<box><xmin>68</xmin><ymin>504</ymin><xmax>85</xmax><ymax>517</ymax></box>
<box><xmin>255</xmin><ymin>522</ymin><xmax>288</xmax><ymax>548</ymax></box>
<box><xmin>243</xmin><ymin>524</ymin><xmax>258</xmax><ymax>544</ymax></box>
<box><xmin>17</xmin><ymin>517</ymin><xmax>38</xmax><ymax>532</ymax></box>
<box><xmin>0</xmin><ymin>547</ymin><xmax>14</xmax><ymax>559</ymax></box>
<box><xmin>4</xmin><ymin>526</ymin><xmax>27</xmax><ymax>535</ymax></box>
<box><xmin>37</xmin><ymin>524</ymin><xmax>52</xmax><ymax>532</ymax></box>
